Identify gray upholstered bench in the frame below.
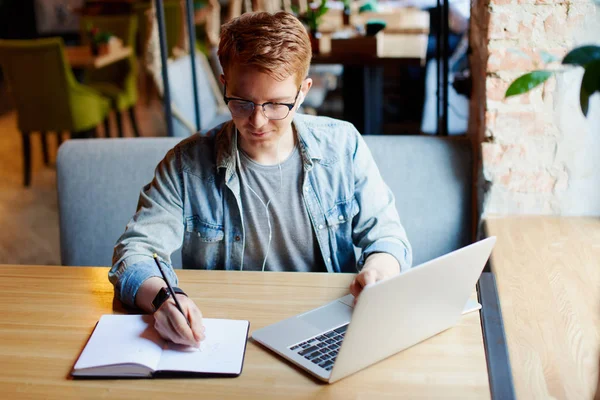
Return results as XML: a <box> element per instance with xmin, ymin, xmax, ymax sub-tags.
<box><xmin>56</xmin><ymin>136</ymin><xmax>472</xmax><ymax>268</ymax></box>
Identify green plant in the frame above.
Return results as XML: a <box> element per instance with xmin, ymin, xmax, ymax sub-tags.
<box><xmin>92</xmin><ymin>31</ymin><xmax>113</xmax><ymax>44</ymax></box>
<box><xmin>194</xmin><ymin>0</ymin><xmax>207</xmax><ymax>10</ymax></box>
<box><xmin>505</xmin><ymin>45</ymin><xmax>600</xmax><ymax>117</ymax></box>
<box><xmin>86</xmin><ymin>24</ymin><xmax>113</xmax><ymax>45</ymax></box>
<box><xmin>359</xmin><ymin>0</ymin><xmax>378</xmax><ymax>13</ymax></box>
<box><xmin>295</xmin><ymin>0</ymin><xmax>328</xmax><ymax>35</ymax></box>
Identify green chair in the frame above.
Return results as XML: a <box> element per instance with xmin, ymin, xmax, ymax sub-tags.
<box><xmin>80</xmin><ymin>14</ymin><xmax>140</xmax><ymax>137</ymax></box>
<box><xmin>0</xmin><ymin>38</ymin><xmax>111</xmax><ymax>186</ymax></box>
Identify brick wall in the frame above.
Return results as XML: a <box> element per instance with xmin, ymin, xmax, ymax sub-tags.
<box><xmin>469</xmin><ymin>0</ymin><xmax>600</xmax><ymax>215</ymax></box>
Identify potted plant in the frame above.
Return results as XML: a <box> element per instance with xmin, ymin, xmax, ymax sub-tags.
<box><xmin>505</xmin><ymin>45</ymin><xmax>600</xmax><ymax>117</ymax></box>
<box><xmin>342</xmin><ymin>0</ymin><xmax>352</xmax><ymax>26</ymax></box>
<box><xmin>296</xmin><ymin>0</ymin><xmax>329</xmax><ymax>53</ymax></box>
<box><xmin>87</xmin><ymin>25</ymin><xmax>115</xmax><ymax>56</ymax></box>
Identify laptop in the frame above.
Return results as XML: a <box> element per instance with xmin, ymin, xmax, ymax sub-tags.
<box><xmin>252</xmin><ymin>237</ymin><xmax>496</xmax><ymax>383</ymax></box>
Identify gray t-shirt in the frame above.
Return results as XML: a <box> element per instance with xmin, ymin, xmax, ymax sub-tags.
<box><xmin>237</xmin><ymin>146</ymin><xmax>326</xmax><ymax>272</ymax></box>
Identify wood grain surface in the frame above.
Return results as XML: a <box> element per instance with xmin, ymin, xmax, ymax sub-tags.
<box><xmin>485</xmin><ymin>216</ymin><xmax>600</xmax><ymax>400</ymax></box>
<box><xmin>0</xmin><ymin>266</ymin><xmax>489</xmax><ymax>399</ymax></box>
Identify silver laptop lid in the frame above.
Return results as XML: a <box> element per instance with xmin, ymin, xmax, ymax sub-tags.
<box><xmin>329</xmin><ymin>237</ymin><xmax>496</xmax><ymax>382</ymax></box>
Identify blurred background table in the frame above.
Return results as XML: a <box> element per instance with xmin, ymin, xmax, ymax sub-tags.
<box><xmin>65</xmin><ymin>45</ymin><xmax>132</xmax><ymax>69</ymax></box>
<box><xmin>312</xmin><ymin>33</ymin><xmax>428</xmax><ymax>135</ymax></box>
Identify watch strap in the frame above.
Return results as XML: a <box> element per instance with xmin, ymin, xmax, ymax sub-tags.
<box><xmin>152</xmin><ymin>286</ymin><xmax>187</xmax><ymax>312</ymax></box>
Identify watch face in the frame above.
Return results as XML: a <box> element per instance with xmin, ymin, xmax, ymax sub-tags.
<box><xmin>153</xmin><ymin>287</ymin><xmax>171</xmax><ymax>311</ymax></box>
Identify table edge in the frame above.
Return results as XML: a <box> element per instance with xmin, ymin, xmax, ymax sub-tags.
<box><xmin>479</xmin><ymin>222</ymin><xmax>517</xmax><ymax>400</ymax></box>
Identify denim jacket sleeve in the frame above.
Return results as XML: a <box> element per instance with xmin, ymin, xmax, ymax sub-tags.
<box><xmin>109</xmin><ymin>148</ymin><xmax>183</xmax><ymax>308</ymax></box>
<box><xmin>351</xmin><ymin>132</ymin><xmax>413</xmax><ymax>271</ymax></box>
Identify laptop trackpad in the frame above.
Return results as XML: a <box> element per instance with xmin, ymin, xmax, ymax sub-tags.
<box><xmin>298</xmin><ymin>301</ymin><xmax>353</xmax><ymax>331</ymax></box>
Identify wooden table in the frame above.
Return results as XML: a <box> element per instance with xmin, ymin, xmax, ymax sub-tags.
<box><xmin>484</xmin><ymin>216</ymin><xmax>600</xmax><ymax>400</ymax></box>
<box><xmin>0</xmin><ymin>266</ymin><xmax>490</xmax><ymax>399</ymax></box>
<box><xmin>319</xmin><ymin>7</ymin><xmax>430</xmax><ymax>35</ymax></box>
<box><xmin>352</xmin><ymin>9</ymin><xmax>431</xmax><ymax>34</ymax></box>
<box><xmin>65</xmin><ymin>46</ymin><xmax>132</xmax><ymax>69</ymax></box>
<box><xmin>312</xmin><ymin>34</ymin><xmax>428</xmax><ymax>66</ymax></box>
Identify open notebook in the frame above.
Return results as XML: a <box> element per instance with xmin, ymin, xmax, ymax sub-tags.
<box><xmin>72</xmin><ymin>315</ymin><xmax>250</xmax><ymax>378</ymax></box>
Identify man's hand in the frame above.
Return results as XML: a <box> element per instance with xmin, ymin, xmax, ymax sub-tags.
<box><xmin>349</xmin><ymin>253</ymin><xmax>401</xmax><ymax>301</ymax></box>
<box><xmin>136</xmin><ymin>277</ymin><xmax>205</xmax><ymax>347</ymax></box>
<box><xmin>153</xmin><ymin>295</ymin><xmax>205</xmax><ymax>347</ymax></box>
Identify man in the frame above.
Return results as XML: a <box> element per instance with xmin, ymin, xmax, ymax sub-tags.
<box><xmin>109</xmin><ymin>12</ymin><xmax>412</xmax><ymax>348</ymax></box>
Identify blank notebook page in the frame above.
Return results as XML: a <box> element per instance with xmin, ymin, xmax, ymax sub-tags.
<box><xmin>74</xmin><ymin>314</ymin><xmax>164</xmax><ymax>370</ymax></box>
<box><xmin>157</xmin><ymin>319</ymin><xmax>250</xmax><ymax>374</ymax></box>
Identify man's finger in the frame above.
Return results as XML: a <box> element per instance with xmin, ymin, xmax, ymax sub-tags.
<box><xmin>349</xmin><ymin>278</ymin><xmax>361</xmax><ymax>298</ymax></box>
<box><xmin>154</xmin><ymin>317</ymin><xmax>179</xmax><ymax>344</ymax></box>
<box><xmin>355</xmin><ymin>270</ymin><xmax>372</xmax><ymax>289</ymax></box>
<box><xmin>166</xmin><ymin>304</ymin><xmax>197</xmax><ymax>345</ymax></box>
<box><xmin>154</xmin><ymin>310</ymin><xmax>171</xmax><ymax>336</ymax></box>
<box><xmin>167</xmin><ymin>317</ymin><xmax>197</xmax><ymax>346</ymax></box>
<box><xmin>188</xmin><ymin>304</ymin><xmax>205</xmax><ymax>342</ymax></box>
<box><xmin>351</xmin><ymin>272</ymin><xmax>370</xmax><ymax>298</ymax></box>
<box><xmin>363</xmin><ymin>269</ymin><xmax>377</xmax><ymax>286</ymax></box>
<box><xmin>165</xmin><ymin>318</ymin><xmax>191</xmax><ymax>345</ymax></box>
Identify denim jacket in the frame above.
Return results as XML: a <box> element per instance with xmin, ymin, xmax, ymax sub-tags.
<box><xmin>109</xmin><ymin>114</ymin><xmax>412</xmax><ymax>307</ymax></box>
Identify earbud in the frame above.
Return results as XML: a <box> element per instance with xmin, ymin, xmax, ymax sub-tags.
<box><xmin>297</xmin><ymin>91</ymin><xmax>305</xmax><ymax>108</ymax></box>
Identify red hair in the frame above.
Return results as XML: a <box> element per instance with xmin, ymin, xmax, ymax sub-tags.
<box><xmin>218</xmin><ymin>12</ymin><xmax>312</xmax><ymax>85</ymax></box>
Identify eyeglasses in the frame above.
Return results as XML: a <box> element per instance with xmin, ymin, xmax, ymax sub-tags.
<box><xmin>223</xmin><ymin>84</ymin><xmax>301</xmax><ymax>120</ymax></box>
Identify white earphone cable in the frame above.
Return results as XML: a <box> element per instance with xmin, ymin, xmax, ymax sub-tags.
<box><xmin>236</xmin><ymin>128</ymin><xmax>284</xmax><ymax>272</ymax></box>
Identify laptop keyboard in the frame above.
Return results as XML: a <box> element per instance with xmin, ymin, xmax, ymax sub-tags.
<box><xmin>288</xmin><ymin>324</ymin><xmax>349</xmax><ymax>372</ymax></box>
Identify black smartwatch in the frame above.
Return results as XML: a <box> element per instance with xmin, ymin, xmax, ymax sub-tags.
<box><xmin>152</xmin><ymin>286</ymin><xmax>187</xmax><ymax>312</ymax></box>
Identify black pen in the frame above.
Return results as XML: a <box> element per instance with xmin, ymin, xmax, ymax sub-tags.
<box><xmin>153</xmin><ymin>253</ymin><xmax>191</xmax><ymax>328</ymax></box>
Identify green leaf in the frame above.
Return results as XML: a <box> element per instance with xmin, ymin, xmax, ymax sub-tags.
<box><xmin>563</xmin><ymin>45</ymin><xmax>600</xmax><ymax>66</ymax></box>
<box><xmin>505</xmin><ymin>71</ymin><xmax>553</xmax><ymax>98</ymax></box>
<box><xmin>579</xmin><ymin>60</ymin><xmax>600</xmax><ymax>117</ymax></box>
<box><xmin>359</xmin><ymin>1</ymin><xmax>378</xmax><ymax>13</ymax></box>
<box><xmin>580</xmin><ymin>83</ymin><xmax>590</xmax><ymax>117</ymax></box>
<box><xmin>539</xmin><ymin>50</ymin><xmax>558</xmax><ymax>64</ymax></box>
<box><xmin>317</xmin><ymin>0</ymin><xmax>328</xmax><ymax>17</ymax></box>
<box><xmin>582</xmin><ymin>60</ymin><xmax>600</xmax><ymax>95</ymax></box>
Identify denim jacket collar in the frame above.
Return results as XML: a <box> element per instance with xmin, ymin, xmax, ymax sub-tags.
<box><xmin>215</xmin><ymin>114</ymin><xmax>323</xmax><ymax>179</ymax></box>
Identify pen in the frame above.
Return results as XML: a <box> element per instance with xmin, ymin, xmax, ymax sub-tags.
<box><xmin>153</xmin><ymin>253</ymin><xmax>192</xmax><ymax>328</ymax></box>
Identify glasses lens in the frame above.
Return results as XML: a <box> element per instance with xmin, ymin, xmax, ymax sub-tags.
<box><xmin>264</xmin><ymin>104</ymin><xmax>290</xmax><ymax>120</ymax></box>
<box><xmin>227</xmin><ymin>100</ymin><xmax>254</xmax><ymax>117</ymax></box>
